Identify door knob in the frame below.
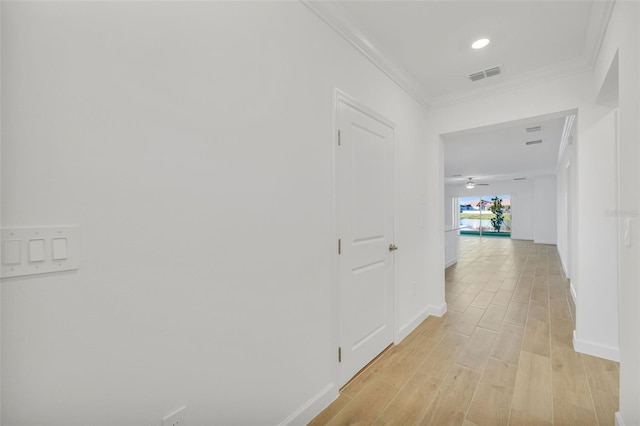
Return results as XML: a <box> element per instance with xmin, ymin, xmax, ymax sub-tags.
<box><xmin>388</xmin><ymin>244</ymin><xmax>398</xmax><ymax>252</ymax></box>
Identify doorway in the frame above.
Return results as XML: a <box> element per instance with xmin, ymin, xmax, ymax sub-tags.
<box><xmin>335</xmin><ymin>92</ymin><xmax>396</xmax><ymax>387</ymax></box>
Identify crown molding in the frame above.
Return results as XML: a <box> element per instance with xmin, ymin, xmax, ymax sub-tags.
<box><xmin>302</xmin><ymin>0</ymin><xmax>614</xmax><ymax>111</ymax></box>
<box><xmin>301</xmin><ymin>0</ymin><xmax>431</xmax><ymax>111</ymax></box>
<box><xmin>583</xmin><ymin>0</ymin><xmax>616</xmax><ymax>68</ymax></box>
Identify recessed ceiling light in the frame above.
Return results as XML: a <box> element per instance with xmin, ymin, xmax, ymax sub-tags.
<box><xmin>472</xmin><ymin>38</ymin><xmax>490</xmax><ymax>49</ymax></box>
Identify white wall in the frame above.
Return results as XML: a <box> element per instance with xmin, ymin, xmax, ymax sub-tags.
<box><xmin>556</xmin><ymin>131</ymin><xmax>576</xmax><ymax>279</ymax></box>
<box><xmin>592</xmin><ymin>1</ymin><xmax>640</xmax><ymax>424</ymax></box>
<box><xmin>533</xmin><ymin>176</ymin><xmax>557</xmax><ymax>245</ymax></box>
<box><xmin>573</xmin><ymin>106</ymin><xmax>619</xmax><ymax>361</ymax></box>
<box><xmin>1</xmin><ymin>2</ymin><xmax>438</xmax><ymax>425</ymax></box>
<box><xmin>444</xmin><ymin>231</ymin><xmax>457</xmax><ymax>268</ymax></box>
<box><xmin>445</xmin><ymin>178</ymin><xmax>534</xmax><ymax>240</ymax></box>
<box><xmin>512</xmin><ymin>183</ymin><xmax>534</xmax><ymax>241</ymax></box>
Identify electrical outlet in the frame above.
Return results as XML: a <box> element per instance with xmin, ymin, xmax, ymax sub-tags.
<box><xmin>162</xmin><ymin>406</ymin><xmax>186</xmax><ymax>426</ymax></box>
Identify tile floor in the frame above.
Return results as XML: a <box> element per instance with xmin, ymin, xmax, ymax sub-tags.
<box><xmin>310</xmin><ymin>236</ymin><xmax>620</xmax><ymax>425</ymax></box>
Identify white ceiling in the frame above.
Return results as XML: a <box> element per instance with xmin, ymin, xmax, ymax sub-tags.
<box><xmin>442</xmin><ymin>114</ymin><xmax>568</xmax><ymax>185</ymax></box>
<box><xmin>310</xmin><ymin>1</ymin><xmax>605</xmax><ymax>184</ymax></box>
<box><xmin>336</xmin><ymin>0</ymin><xmax>610</xmax><ymax>105</ymax></box>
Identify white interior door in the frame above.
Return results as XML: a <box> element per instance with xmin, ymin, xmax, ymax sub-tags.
<box><xmin>337</xmin><ymin>98</ymin><xmax>395</xmax><ymax>387</ymax></box>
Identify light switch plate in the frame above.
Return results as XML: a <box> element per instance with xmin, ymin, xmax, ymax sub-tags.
<box><xmin>52</xmin><ymin>237</ymin><xmax>69</xmax><ymax>260</ymax></box>
<box><xmin>29</xmin><ymin>239</ymin><xmax>46</xmax><ymax>262</ymax></box>
<box><xmin>162</xmin><ymin>406</ymin><xmax>186</xmax><ymax>426</ymax></box>
<box><xmin>2</xmin><ymin>240</ymin><xmax>21</xmax><ymax>265</ymax></box>
<box><xmin>1</xmin><ymin>226</ymin><xmax>80</xmax><ymax>278</ymax></box>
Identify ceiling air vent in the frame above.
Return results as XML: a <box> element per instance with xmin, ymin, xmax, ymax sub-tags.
<box><xmin>468</xmin><ymin>65</ymin><xmax>503</xmax><ymax>82</ymax></box>
<box><xmin>451</xmin><ymin>174</ymin><xmax>463</xmax><ymax>177</ymax></box>
<box><xmin>514</xmin><ymin>177</ymin><xmax>527</xmax><ymax>180</ymax></box>
<box><xmin>484</xmin><ymin>66</ymin><xmax>502</xmax><ymax>78</ymax></box>
<box><xmin>469</xmin><ymin>71</ymin><xmax>485</xmax><ymax>82</ymax></box>
<box><xmin>526</xmin><ymin>126</ymin><xmax>541</xmax><ymax>133</ymax></box>
<box><xmin>525</xmin><ymin>140</ymin><xmax>543</xmax><ymax>145</ymax></box>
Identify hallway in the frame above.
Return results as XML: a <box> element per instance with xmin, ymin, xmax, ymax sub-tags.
<box><xmin>311</xmin><ymin>237</ymin><xmax>619</xmax><ymax>425</ymax></box>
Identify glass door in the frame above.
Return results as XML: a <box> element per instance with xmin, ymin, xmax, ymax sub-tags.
<box><xmin>459</xmin><ymin>195</ymin><xmax>511</xmax><ymax>236</ymax></box>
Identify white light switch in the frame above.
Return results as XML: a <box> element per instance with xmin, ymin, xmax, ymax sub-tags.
<box><xmin>29</xmin><ymin>239</ymin><xmax>46</xmax><ymax>262</ymax></box>
<box><xmin>2</xmin><ymin>226</ymin><xmax>80</xmax><ymax>278</ymax></box>
<box><xmin>52</xmin><ymin>238</ymin><xmax>68</xmax><ymax>260</ymax></box>
<box><xmin>3</xmin><ymin>240</ymin><xmax>21</xmax><ymax>265</ymax></box>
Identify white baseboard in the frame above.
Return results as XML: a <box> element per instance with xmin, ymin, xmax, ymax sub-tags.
<box><xmin>397</xmin><ymin>303</ymin><xmax>447</xmax><ymax>343</ymax></box>
<box><xmin>559</xmin><ymin>256</ymin><xmax>570</xmax><ymax>279</ymax></box>
<box><xmin>615</xmin><ymin>411</ymin><xmax>625</xmax><ymax>426</ymax></box>
<box><xmin>444</xmin><ymin>258</ymin><xmax>457</xmax><ymax>268</ymax></box>
<box><xmin>279</xmin><ymin>383</ymin><xmax>337</xmax><ymax>426</ymax></box>
<box><xmin>570</xmin><ymin>282</ymin><xmax>577</xmax><ymax>304</ymax></box>
<box><xmin>534</xmin><ymin>239</ymin><xmax>557</xmax><ymax>245</ymax></box>
<box><xmin>573</xmin><ymin>330</ymin><xmax>620</xmax><ymax>362</ymax></box>
<box><xmin>428</xmin><ymin>302</ymin><xmax>447</xmax><ymax>317</ymax></box>
<box><xmin>398</xmin><ymin>307</ymin><xmax>430</xmax><ymax>341</ymax></box>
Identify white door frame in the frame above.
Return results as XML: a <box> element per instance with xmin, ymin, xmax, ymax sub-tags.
<box><xmin>330</xmin><ymin>89</ymin><xmax>399</xmax><ymax>389</ymax></box>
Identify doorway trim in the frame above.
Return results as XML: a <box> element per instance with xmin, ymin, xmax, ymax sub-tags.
<box><xmin>331</xmin><ymin>88</ymin><xmax>399</xmax><ymax>390</ymax></box>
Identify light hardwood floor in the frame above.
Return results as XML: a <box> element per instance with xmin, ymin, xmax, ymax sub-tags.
<box><xmin>310</xmin><ymin>237</ymin><xmax>619</xmax><ymax>426</ymax></box>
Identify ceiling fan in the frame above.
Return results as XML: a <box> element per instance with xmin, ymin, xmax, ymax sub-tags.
<box><xmin>465</xmin><ymin>178</ymin><xmax>489</xmax><ymax>189</ymax></box>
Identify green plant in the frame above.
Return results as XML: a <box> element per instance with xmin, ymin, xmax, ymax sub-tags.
<box><xmin>489</xmin><ymin>196</ymin><xmax>505</xmax><ymax>232</ymax></box>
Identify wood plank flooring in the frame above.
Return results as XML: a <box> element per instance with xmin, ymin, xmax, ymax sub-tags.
<box><xmin>310</xmin><ymin>237</ymin><xmax>619</xmax><ymax>426</ymax></box>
